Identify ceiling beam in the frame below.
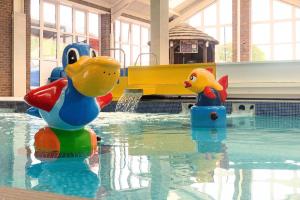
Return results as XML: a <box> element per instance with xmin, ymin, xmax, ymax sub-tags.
<box><xmin>169</xmin><ymin>9</ymin><xmax>180</xmax><ymax>16</ymax></box>
<box><xmin>169</xmin><ymin>0</ymin><xmax>216</xmax><ymax>28</ymax></box>
<box><xmin>111</xmin><ymin>0</ymin><xmax>136</xmax><ymax>21</ymax></box>
<box><xmin>280</xmin><ymin>0</ymin><xmax>300</xmax><ymax>8</ymax></box>
<box><xmin>172</xmin><ymin>0</ymin><xmax>197</xmax><ymax>12</ymax></box>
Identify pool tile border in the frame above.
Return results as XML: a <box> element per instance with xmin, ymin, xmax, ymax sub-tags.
<box><xmin>1</xmin><ymin>99</ymin><xmax>300</xmax><ymax>116</ymax></box>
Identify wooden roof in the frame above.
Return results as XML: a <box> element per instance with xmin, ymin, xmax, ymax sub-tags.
<box><xmin>169</xmin><ymin>23</ymin><xmax>219</xmax><ymax>44</ymax></box>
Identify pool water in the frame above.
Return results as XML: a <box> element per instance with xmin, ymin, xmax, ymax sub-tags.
<box><xmin>0</xmin><ymin>112</ymin><xmax>300</xmax><ymax>200</ymax></box>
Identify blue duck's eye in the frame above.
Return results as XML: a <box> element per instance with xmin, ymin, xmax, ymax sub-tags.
<box><xmin>90</xmin><ymin>49</ymin><xmax>97</xmax><ymax>57</ymax></box>
<box><xmin>67</xmin><ymin>48</ymin><xmax>79</xmax><ymax>64</ymax></box>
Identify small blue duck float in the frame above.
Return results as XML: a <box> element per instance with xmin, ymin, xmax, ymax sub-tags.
<box><xmin>184</xmin><ymin>68</ymin><xmax>228</xmax><ymax>128</ymax></box>
<box><xmin>24</xmin><ymin>43</ymin><xmax>120</xmax><ymax>157</ymax></box>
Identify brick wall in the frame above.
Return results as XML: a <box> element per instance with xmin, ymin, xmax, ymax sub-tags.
<box><xmin>232</xmin><ymin>0</ymin><xmax>251</xmax><ymax>62</ymax></box>
<box><xmin>232</xmin><ymin>0</ymin><xmax>238</xmax><ymax>62</ymax></box>
<box><xmin>240</xmin><ymin>0</ymin><xmax>251</xmax><ymax>62</ymax></box>
<box><xmin>101</xmin><ymin>14</ymin><xmax>111</xmax><ymax>56</ymax></box>
<box><xmin>0</xmin><ymin>0</ymin><xmax>13</xmax><ymax>96</ymax></box>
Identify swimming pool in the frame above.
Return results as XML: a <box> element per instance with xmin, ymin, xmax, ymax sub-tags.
<box><xmin>0</xmin><ymin>112</ymin><xmax>299</xmax><ymax>199</ymax></box>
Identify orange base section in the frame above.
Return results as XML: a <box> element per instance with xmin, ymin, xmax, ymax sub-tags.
<box><xmin>34</xmin><ymin>127</ymin><xmax>60</xmax><ymax>159</ymax></box>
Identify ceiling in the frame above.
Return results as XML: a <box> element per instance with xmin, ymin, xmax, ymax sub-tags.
<box><xmin>83</xmin><ymin>0</ymin><xmax>204</xmax><ymax>22</ymax></box>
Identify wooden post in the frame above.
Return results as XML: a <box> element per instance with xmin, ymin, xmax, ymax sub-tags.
<box><xmin>211</xmin><ymin>45</ymin><xmax>215</xmax><ymax>62</ymax></box>
<box><xmin>169</xmin><ymin>41</ymin><xmax>174</xmax><ymax>64</ymax></box>
<box><xmin>203</xmin><ymin>43</ymin><xmax>208</xmax><ymax>63</ymax></box>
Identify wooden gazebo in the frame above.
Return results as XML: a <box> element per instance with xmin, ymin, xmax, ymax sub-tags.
<box><xmin>169</xmin><ymin>23</ymin><xmax>219</xmax><ymax>64</ymax></box>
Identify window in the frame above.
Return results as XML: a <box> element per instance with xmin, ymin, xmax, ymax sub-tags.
<box><xmin>30</xmin><ymin>0</ymin><xmax>101</xmax><ymax>88</ymax></box>
<box><xmin>203</xmin><ymin>4</ymin><xmax>217</xmax><ymax>26</ymax></box>
<box><xmin>42</xmin><ymin>30</ymin><xmax>57</xmax><ymax>59</ymax></box>
<box><xmin>43</xmin><ymin>2</ymin><xmax>56</xmax><ymax>28</ymax></box>
<box><xmin>88</xmin><ymin>13</ymin><xmax>99</xmax><ymax>51</ymax></box>
<box><xmin>31</xmin><ymin>28</ymin><xmax>40</xmax><ymax>87</ymax></box>
<box><xmin>297</xmin><ymin>8</ymin><xmax>300</xmax><ymax>18</ymax></box>
<box><xmin>273</xmin><ymin>0</ymin><xmax>292</xmax><ymax>20</ymax></box>
<box><xmin>75</xmin><ymin>10</ymin><xmax>85</xmax><ymax>34</ymax></box>
<box><xmin>60</xmin><ymin>5</ymin><xmax>72</xmax><ymax>33</ymax></box>
<box><xmin>88</xmin><ymin>13</ymin><xmax>99</xmax><ymax>37</ymax></box>
<box><xmin>31</xmin><ymin>0</ymin><xmax>39</xmax><ymax>26</ymax></box>
<box><xmin>252</xmin><ymin>24</ymin><xmax>271</xmax><ymax>44</ymax></box>
<box><xmin>31</xmin><ymin>28</ymin><xmax>40</xmax><ymax>59</ymax></box>
<box><xmin>58</xmin><ymin>34</ymin><xmax>72</xmax><ymax>60</ymax></box>
<box><xmin>252</xmin><ymin>0</ymin><xmax>299</xmax><ymax>61</ymax></box>
<box><xmin>187</xmin><ymin>0</ymin><xmax>232</xmax><ymax>62</ymax></box>
<box><xmin>114</xmin><ymin>19</ymin><xmax>150</xmax><ymax>67</ymax></box>
<box><xmin>252</xmin><ymin>0</ymin><xmax>270</xmax><ymax>22</ymax></box>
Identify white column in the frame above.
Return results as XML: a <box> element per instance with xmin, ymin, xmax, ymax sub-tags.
<box><xmin>13</xmin><ymin>0</ymin><xmax>27</xmax><ymax>97</ymax></box>
<box><xmin>150</xmin><ymin>0</ymin><xmax>169</xmax><ymax>65</ymax></box>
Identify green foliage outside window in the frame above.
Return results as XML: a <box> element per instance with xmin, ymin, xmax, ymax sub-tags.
<box><xmin>251</xmin><ymin>45</ymin><xmax>266</xmax><ymax>61</ymax></box>
<box><xmin>217</xmin><ymin>43</ymin><xmax>232</xmax><ymax>62</ymax></box>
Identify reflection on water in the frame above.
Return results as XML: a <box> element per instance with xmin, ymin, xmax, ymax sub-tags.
<box><xmin>25</xmin><ymin>153</ymin><xmax>101</xmax><ymax>198</ymax></box>
<box><xmin>0</xmin><ymin>113</ymin><xmax>300</xmax><ymax>199</ymax></box>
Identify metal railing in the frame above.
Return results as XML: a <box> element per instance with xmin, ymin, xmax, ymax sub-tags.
<box><xmin>134</xmin><ymin>52</ymin><xmax>158</xmax><ymax>66</ymax></box>
<box><xmin>105</xmin><ymin>48</ymin><xmax>126</xmax><ymax>75</ymax></box>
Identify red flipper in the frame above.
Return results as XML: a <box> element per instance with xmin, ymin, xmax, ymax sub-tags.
<box><xmin>218</xmin><ymin>75</ymin><xmax>228</xmax><ymax>102</ymax></box>
<box><xmin>24</xmin><ymin>78</ymin><xmax>67</xmax><ymax>112</ymax></box>
<box><xmin>206</xmin><ymin>67</ymin><xmax>213</xmax><ymax>74</ymax></box>
<box><xmin>96</xmin><ymin>92</ymin><xmax>113</xmax><ymax>109</ymax></box>
<box><xmin>203</xmin><ymin>87</ymin><xmax>216</xmax><ymax>99</ymax></box>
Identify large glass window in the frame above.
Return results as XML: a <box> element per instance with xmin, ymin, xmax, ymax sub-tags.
<box><xmin>30</xmin><ymin>60</ymin><xmax>40</xmax><ymax>87</ymax></box>
<box><xmin>88</xmin><ymin>13</ymin><xmax>99</xmax><ymax>37</ymax></box>
<box><xmin>88</xmin><ymin>13</ymin><xmax>99</xmax><ymax>51</ymax></box>
<box><xmin>297</xmin><ymin>8</ymin><xmax>300</xmax><ymax>18</ymax></box>
<box><xmin>252</xmin><ymin>0</ymin><xmax>270</xmax><ymax>22</ymax></box>
<box><xmin>58</xmin><ymin>34</ymin><xmax>73</xmax><ymax>60</ymax></box>
<box><xmin>31</xmin><ymin>28</ymin><xmax>40</xmax><ymax>59</ymax></box>
<box><xmin>114</xmin><ymin>19</ymin><xmax>150</xmax><ymax>67</ymax></box>
<box><xmin>31</xmin><ymin>0</ymin><xmax>39</xmax><ymax>26</ymax></box>
<box><xmin>187</xmin><ymin>0</ymin><xmax>232</xmax><ymax>62</ymax></box>
<box><xmin>30</xmin><ymin>0</ymin><xmax>101</xmax><ymax>88</ymax></box>
<box><xmin>31</xmin><ymin>27</ymin><xmax>40</xmax><ymax>87</ymax></box>
<box><xmin>296</xmin><ymin>44</ymin><xmax>300</xmax><ymax>59</ymax></box>
<box><xmin>60</xmin><ymin>5</ymin><xmax>72</xmax><ymax>33</ymax></box>
<box><xmin>252</xmin><ymin>0</ymin><xmax>299</xmax><ymax>61</ymax></box>
<box><xmin>42</xmin><ymin>30</ymin><xmax>57</xmax><ymax>59</ymax></box>
<box><xmin>75</xmin><ymin>10</ymin><xmax>85</xmax><ymax>34</ymax></box>
<box><xmin>43</xmin><ymin>2</ymin><xmax>56</xmax><ymax>28</ymax></box>
<box><xmin>296</xmin><ymin>21</ymin><xmax>300</xmax><ymax>42</ymax></box>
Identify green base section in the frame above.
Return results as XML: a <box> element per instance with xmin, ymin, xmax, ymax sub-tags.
<box><xmin>51</xmin><ymin>128</ymin><xmax>92</xmax><ymax>155</ymax></box>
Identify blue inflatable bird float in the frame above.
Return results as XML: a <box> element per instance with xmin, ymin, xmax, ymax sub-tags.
<box><xmin>24</xmin><ymin>43</ymin><xmax>120</xmax><ymax>157</ymax></box>
<box><xmin>184</xmin><ymin>68</ymin><xmax>228</xmax><ymax>128</ymax></box>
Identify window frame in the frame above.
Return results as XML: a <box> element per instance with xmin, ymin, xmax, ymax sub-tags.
<box><xmin>30</xmin><ymin>0</ymin><xmax>104</xmax><ymax>88</ymax></box>
<box><xmin>251</xmin><ymin>0</ymin><xmax>299</xmax><ymax>61</ymax></box>
<box><xmin>187</xmin><ymin>0</ymin><xmax>233</xmax><ymax>63</ymax></box>
<box><xmin>113</xmin><ymin>17</ymin><xmax>150</xmax><ymax>67</ymax></box>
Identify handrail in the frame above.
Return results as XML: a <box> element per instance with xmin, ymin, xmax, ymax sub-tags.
<box><xmin>104</xmin><ymin>48</ymin><xmax>126</xmax><ymax>71</ymax></box>
<box><xmin>134</xmin><ymin>52</ymin><xmax>158</xmax><ymax>66</ymax></box>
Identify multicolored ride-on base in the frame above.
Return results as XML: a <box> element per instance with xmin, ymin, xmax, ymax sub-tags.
<box><xmin>34</xmin><ymin>127</ymin><xmax>98</xmax><ymax>159</ymax></box>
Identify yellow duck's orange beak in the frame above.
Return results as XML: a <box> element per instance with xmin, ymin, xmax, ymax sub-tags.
<box><xmin>65</xmin><ymin>56</ymin><xmax>120</xmax><ymax>97</ymax></box>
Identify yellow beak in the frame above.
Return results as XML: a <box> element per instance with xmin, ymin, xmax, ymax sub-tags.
<box><xmin>65</xmin><ymin>56</ymin><xmax>120</xmax><ymax>97</ymax></box>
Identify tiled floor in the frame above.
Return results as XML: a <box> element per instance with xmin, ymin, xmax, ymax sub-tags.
<box><xmin>0</xmin><ymin>187</ymin><xmax>87</xmax><ymax>200</ymax></box>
